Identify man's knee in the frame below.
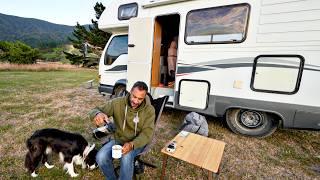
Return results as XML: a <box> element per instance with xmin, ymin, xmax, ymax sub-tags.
<box><xmin>121</xmin><ymin>152</ymin><xmax>135</xmax><ymax>165</ymax></box>
<box><xmin>96</xmin><ymin>149</ymin><xmax>112</xmax><ymax>165</ymax></box>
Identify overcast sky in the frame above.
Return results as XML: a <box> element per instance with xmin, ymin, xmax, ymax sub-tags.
<box><xmin>0</xmin><ymin>0</ymin><xmax>102</xmax><ymax>26</ymax></box>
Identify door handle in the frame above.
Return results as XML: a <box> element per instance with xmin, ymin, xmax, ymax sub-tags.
<box><xmin>128</xmin><ymin>44</ymin><xmax>135</xmax><ymax>47</ymax></box>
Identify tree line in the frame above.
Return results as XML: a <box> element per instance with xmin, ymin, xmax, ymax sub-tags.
<box><xmin>0</xmin><ymin>2</ymin><xmax>110</xmax><ymax>67</ymax></box>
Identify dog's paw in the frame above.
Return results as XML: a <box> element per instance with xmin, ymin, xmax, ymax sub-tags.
<box><xmin>44</xmin><ymin>162</ymin><xmax>54</xmax><ymax>169</ymax></box>
<box><xmin>63</xmin><ymin>164</ymin><xmax>68</xmax><ymax>170</ymax></box>
<box><xmin>70</xmin><ymin>173</ymin><xmax>79</xmax><ymax>178</ymax></box>
<box><xmin>31</xmin><ymin>171</ymin><xmax>38</xmax><ymax>177</ymax></box>
<box><xmin>89</xmin><ymin>164</ymin><xmax>97</xmax><ymax>170</ymax></box>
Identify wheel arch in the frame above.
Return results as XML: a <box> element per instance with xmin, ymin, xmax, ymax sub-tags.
<box><xmin>112</xmin><ymin>79</ymin><xmax>127</xmax><ymax>95</ymax></box>
<box><xmin>223</xmin><ymin>106</ymin><xmax>284</xmax><ymax>128</ymax></box>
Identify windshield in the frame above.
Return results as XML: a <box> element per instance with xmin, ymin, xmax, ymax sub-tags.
<box><xmin>104</xmin><ymin>35</ymin><xmax>128</xmax><ymax>65</ymax></box>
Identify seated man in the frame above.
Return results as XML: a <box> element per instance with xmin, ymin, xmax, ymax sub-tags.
<box><xmin>89</xmin><ymin>81</ymin><xmax>155</xmax><ymax>180</ymax></box>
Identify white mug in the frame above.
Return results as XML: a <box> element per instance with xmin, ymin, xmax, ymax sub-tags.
<box><xmin>112</xmin><ymin>145</ymin><xmax>122</xmax><ymax>159</ymax></box>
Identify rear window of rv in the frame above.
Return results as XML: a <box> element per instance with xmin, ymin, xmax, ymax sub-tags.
<box><xmin>118</xmin><ymin>3</ymin><xmax>138</xmax><ymax>20</ymax></box>
<box><xmin>104</xmin><ymin>35</ymin><xmax>128</xmax><ymax>65</ymax></box>
<box><xmin>185</xmin><ymin>4</ymin><xmax>250</xmax><ymax>44</ymax></box>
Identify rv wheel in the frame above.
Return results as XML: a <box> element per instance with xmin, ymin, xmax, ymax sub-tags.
<box><xmin>226</xmin><ymin>109</ymin><xmax>278</xmax><ymax>137</ymax></box>
<box><xmin>110</xmin><ymin>85</ymin><xmax>126</xmax><ymax>99</ymax></box>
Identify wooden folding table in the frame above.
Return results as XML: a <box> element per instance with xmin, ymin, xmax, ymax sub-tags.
<box><xmin>160</xmin><ymin>132</ymin><xmax>226</xmax><ymax>179</ymax></box>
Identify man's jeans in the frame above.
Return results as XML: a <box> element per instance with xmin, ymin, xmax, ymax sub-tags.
<box><xmin>96</xmin><ymin>140</ymin><xmax>144</xmax><ymax>180</ymax></box>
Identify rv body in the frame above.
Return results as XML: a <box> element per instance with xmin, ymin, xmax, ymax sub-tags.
<box><xmin>98</xmin><ymin>0</ymin><xmax>320</xmax><ymax>136</ymax></box>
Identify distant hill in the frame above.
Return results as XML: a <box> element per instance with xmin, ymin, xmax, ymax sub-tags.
<box><xmin>0</xmin><ymin>13</ymin><xmax>74</xmax><ymax>48</ymax></box>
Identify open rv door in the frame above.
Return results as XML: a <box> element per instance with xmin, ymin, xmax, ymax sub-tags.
<box><xmin>126</xmin><ymin>17</ymin><xmax>154</xmax><ymax>91</ymax></box>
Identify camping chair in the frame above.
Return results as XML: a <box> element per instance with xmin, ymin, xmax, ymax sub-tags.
<box><xmin>133</xmin><ymin>95</ymin><xmax>169</xmax><ymax>176</ymax></box>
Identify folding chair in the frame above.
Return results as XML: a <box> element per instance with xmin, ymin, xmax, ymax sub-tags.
<box><xmin>133</xmin><ymin>95</ymin><xmax>169</xmax><ymax>176</ymax></box>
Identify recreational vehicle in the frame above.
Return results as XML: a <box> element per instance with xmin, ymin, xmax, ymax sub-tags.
<box><xmin>97</xmin><ymin>0</ymin><xmax>320</xmax><ymax>137</ymax></box>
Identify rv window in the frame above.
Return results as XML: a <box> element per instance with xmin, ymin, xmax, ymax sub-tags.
<box><xmin>185</xmin><ymin>4</ymin><xmax>250</xmax><ymax>44</ymax></box>
<box><xmin>104</xmin><ymin>35</ymin><xmax>128</xmax><ymax>65</ymax></box>
<box><xmin>251</xmin><ymin>55</ymin><xmax>304</xmax><ymax>94</ymax></box>
<box><xmin>118</xmin><ymin>3</ymin><xmax>138</xmax><ymax>20</ymax></box>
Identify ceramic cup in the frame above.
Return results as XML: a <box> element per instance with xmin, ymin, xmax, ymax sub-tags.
<box><xmin>112</xmin><ymin>145</ymin><xmax>122</xmax><ymax>159</ymax></box>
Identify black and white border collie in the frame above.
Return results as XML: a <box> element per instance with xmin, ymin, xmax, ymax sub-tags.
<box><xmin>25</xmin><ymin>128</ymin><xmax>98</xmax><ymax>177</ymax></box>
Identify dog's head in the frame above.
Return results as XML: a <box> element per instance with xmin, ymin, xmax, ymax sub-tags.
<box><xmin>83</xmin><ymin>144</ymin><xmax>98</xmax><ymax>170</ymax></box>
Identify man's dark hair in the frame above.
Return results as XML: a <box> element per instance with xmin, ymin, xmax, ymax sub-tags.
<box><xmin>131</xmin><ymin>81</ymin><xmax>148</xmax><ymax>92</ymax></box>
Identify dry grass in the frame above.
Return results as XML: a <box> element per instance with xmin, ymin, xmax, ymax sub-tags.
<box><xmin>0</xmin><ymin>62</ymin><xmax>82</xmax><ymax>71</ymax></box>
<box><xmin>0</xmin><ymin>70</ymin><xmax>319</xmax><ymax>179</ymax></box>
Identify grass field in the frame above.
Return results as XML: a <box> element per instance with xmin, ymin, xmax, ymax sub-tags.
<box><xmin>0</xmin><ymin>69</ymin><xmax>319</xmax><ymax>179</ymax></box>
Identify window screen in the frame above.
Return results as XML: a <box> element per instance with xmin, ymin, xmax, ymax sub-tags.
<box><xmin>185</xmin><ymin>4</ymin><xmax>250</xmax><ymax>44</ymax></box>
<box><xmin>251</xmin><ymin>55</ymin><xmax>304</xmax><ymax>94</ymax></box>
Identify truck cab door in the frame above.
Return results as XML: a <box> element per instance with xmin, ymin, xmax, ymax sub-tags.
<box><xmin>127</xmin><ymin>17</ymin><xmax>153</xmax><ymax>91</ymax></box>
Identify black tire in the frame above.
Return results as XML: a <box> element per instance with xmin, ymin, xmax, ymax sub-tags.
<box><xmin>110</xmin><ymin>85</ymin><xmax>126</xmax><ymax>99</ymax></box>
<box><xmin>226</xmin><ymin>109</ymin><xmax>278</xmax><ymax>138</ymax></box>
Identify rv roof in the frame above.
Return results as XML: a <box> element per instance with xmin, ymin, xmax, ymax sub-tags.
<box><xmin>142</xmin><ymin>0</ymin><xmax>194</xmax><ymax>8</ymax></box>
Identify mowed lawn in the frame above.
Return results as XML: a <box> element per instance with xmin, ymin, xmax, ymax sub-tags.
<box><xmin>0</xmin><ymin>70</ymin><xmax>319</xmax><ymax>179</ymax></box>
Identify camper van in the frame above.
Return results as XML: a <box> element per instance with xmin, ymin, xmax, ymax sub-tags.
<box><xmin>97</xmin><ymin>0</ymin><xmax>320</xmax><ymax>137</ymax></box>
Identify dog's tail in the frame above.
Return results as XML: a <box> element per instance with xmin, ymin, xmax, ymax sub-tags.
<box><xmin>24</xmin><ymin>151</ymin><xmax>33</xmax><ymax>172</ymax></box>
<box><xmin>26</xmin><ymin>137</ymin><xmax>32</xmax><ymax>149</ymax></box>
<box><xmin>25</xmin><ymin>137</ymin><xmax>34</xmax><ymax>172</ymax></box>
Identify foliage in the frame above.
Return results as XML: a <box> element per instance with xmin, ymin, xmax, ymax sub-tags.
<box><xmin>63</xmin><ymin>51</ymin><xmax>84</xmax><ymax>65</ymax></box>
<box><xmin>39</xmin><ymin>47</ymin><xmax>68</xmax><ymax>62</ymax></box>
<box><xmin>0</xmin><ymin>13</ymin><xmax>73</xmax><ymax>48</ymax></box>
<box><xmin>0</xmin><ymin>41</ymin><xmax>39</xmax><ymax>64</ymax></box>
<box><xmin>66</xmin><ymin>2</ymin><xmax>111</xmax><ymax>67</ymax></box>
<box><xmin>63</xmin><ymin>51</ymin><xmax>98</xmax><ymax>67</ymax></box>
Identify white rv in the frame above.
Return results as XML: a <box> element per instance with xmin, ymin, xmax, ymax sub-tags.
<box><xmin>97</xmin><ymin>0</ymin><xmax>320</xmax><ymax>137</ymax></box>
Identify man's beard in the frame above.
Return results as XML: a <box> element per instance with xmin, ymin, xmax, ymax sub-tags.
<box><xmin>130</xmin><ymin>100</ymin><xmax>139</xmax><ymax>108</ymax></box>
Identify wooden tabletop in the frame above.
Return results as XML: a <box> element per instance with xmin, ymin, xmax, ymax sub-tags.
<box><xmin>161</xmin><ymin>132</ymin><xmax>226</xmax><ymax>173</ymax></box>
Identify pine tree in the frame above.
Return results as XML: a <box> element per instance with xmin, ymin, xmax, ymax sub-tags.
<box><xmin>65</xmin><ymin>2</ymin><xmax>111</xmax><ymax>67</ymax></box>
<box><xmin>0</xmin><ymin>41</ymin><xmax>39</xmax><ymax>64</ymax></box>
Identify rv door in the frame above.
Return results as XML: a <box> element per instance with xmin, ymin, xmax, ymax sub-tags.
<box><xmin>127</xmin><ymin>17</ymin><xmax>153</xmax><ymax>91</ymax></box>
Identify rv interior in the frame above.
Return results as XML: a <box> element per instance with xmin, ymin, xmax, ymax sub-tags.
<box><xmin>151</xmin><ymin>14</ymin><xmax>180</xmax><ymax>91</ymax></box>
<box><xmin>150</xmin><ymin>14</ymin><xmax>180</xmax><ymax>102</ymax></box>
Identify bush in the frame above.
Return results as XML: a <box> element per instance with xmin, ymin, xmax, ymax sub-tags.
<box><xmin>39</xmin><ymin>47</ymin><xmax>68</xmax><ymax>62</ymax></box>
<box><xmin>0</xmin><ymin>41</ymin><xmax>39</xmax><ymax>64</ymax></box>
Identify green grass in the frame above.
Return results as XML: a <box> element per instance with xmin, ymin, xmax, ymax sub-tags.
<box><xmin>0</xmin><ymin>124</ymin><xmax>13</xmax><ymax>134</ymax></box>
<box><xmin>0</xmin><ymin>70</ymin><xmax>104</xmax><ymax>179</ymax></box>
<box><xmin>0</xmin><ymin>70</ymin><xmax>319</xmax><ymax>179</ymax></box>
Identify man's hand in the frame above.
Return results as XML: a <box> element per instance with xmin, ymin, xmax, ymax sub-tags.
<box><xmin>94</xmin><ymin>113</ymin><xmax>109</xmax><ymax>127</ymax></box>
<box><xmin>122</xmin><ymin>142</ymin><xmax>134</xmax><ymax>155</ymax></box>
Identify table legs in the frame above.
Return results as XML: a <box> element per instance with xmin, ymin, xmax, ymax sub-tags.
<box><xmin>161</xmin><ymin>154</ymin><xmax>168</xmax><ymax>180</ymax></box>
<box><xmin>208</xmin><ymin>170</ymin><xmax>213</xmax><ymax>180</ymax></box>
<box><xmin>208</xmin><ymin>169</ymin><xmax>219</xmax><ymax>180</ymax></box>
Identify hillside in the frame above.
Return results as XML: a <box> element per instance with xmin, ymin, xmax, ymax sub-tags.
<box><xmin>0</xmin><ymin>13</ymin><xmax>74</xmax><ymax>48</ymax></box>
